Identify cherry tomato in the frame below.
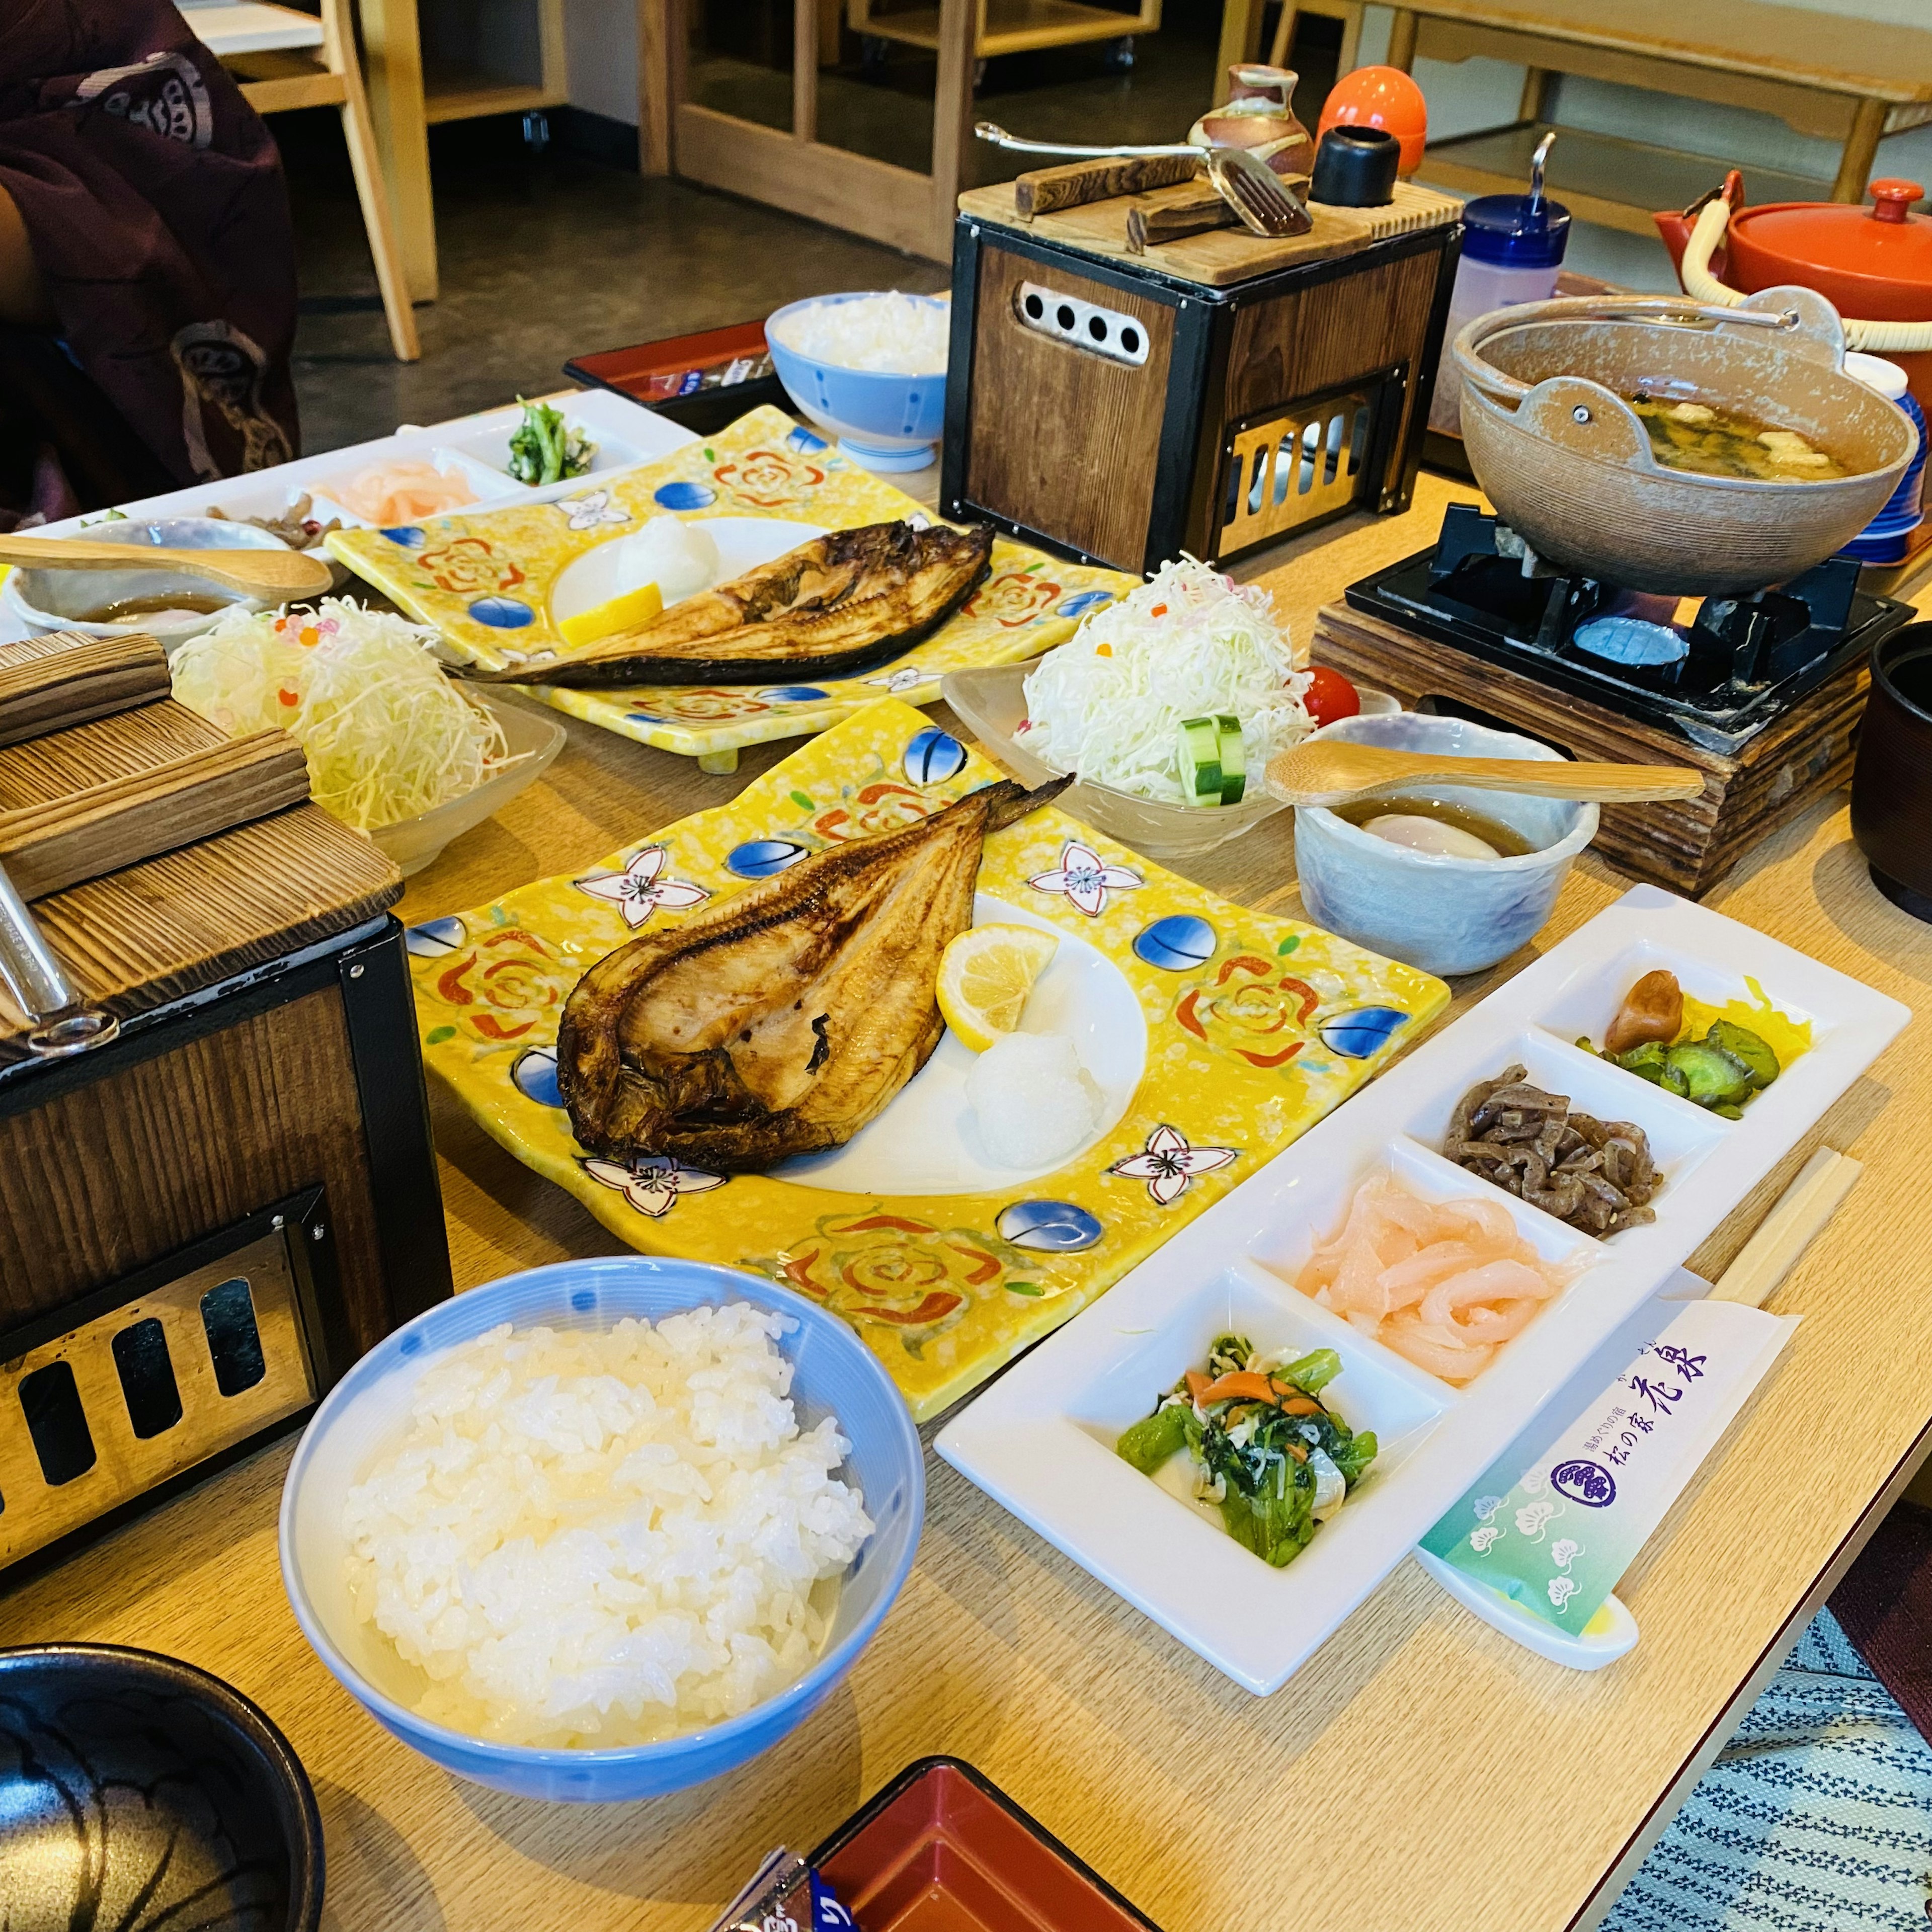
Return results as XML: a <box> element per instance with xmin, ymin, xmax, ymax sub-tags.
<box><xmin>1303</xmin><ymin>664</ymin><xmax>1361</xmax><ymax>727</ymax></box>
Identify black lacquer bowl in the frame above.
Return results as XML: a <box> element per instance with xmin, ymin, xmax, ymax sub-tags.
<box><xmin>0</xmin><ymin>1645</ymin><xmax>323</xmax><ymax>1932</ymax></box>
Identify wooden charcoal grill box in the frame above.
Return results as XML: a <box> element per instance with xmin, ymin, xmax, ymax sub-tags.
<box><xmin>941</xmin><ymin>179</ymin><xmax>1464</xmax><ymax>574</ymax></box>
<box><xmin>0</xmin><ymin>631</ymin><xmax>450</xmax><ymax>1581</ymax></box>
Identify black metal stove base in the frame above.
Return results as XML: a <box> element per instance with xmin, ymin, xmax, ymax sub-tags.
<box><xmin>1347</xmin><ymin>507</ymin><xmax>1915</xmax><ymax>752</ymax></box>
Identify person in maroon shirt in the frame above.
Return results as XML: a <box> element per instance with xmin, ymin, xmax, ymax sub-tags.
<box><xmin>0</xmin><ymin>0</ymin><xmax>300</xmax><ymax>526</ymax></box>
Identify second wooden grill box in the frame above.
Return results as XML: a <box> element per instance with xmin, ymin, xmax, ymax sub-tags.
<box><xmin>942</xmin><ymin>177</ymin><xmax>1464</xmax><ymax>574</ymax></box>
<box><xmin>0</xmin><ymin>631</ymin><xmax>451</xmax><ymax>1581</ymax></box>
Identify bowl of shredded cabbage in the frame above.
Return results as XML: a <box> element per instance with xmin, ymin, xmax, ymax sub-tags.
<box><xmin>944</xmin><ymin>559</ymin><xmax>1393</xmax><ymax>861</ymax></box>
<box><xmin>171</xmin><ymin>599</ymin><xmax>564</xmax><ymax>874</ymax></box>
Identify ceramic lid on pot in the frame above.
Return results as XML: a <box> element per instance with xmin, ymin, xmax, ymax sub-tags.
<box><xmin>1735</xmin><ymin>180</ymin><xmax>1932</xmax><ymax>290</ymax></box>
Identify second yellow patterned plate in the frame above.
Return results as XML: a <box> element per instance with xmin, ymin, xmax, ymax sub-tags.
<box><xmin>330</xmin><ymin>405</ymin><xmax>1134</xmax><ymax>769</ymax></box>
<box><xmin>406</xmin><ymin>699</ymin><xmax>1450</xmax><ymax>1419</ymax></box>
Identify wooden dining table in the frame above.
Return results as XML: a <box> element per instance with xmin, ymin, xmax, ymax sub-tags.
<box><xmin>6</xmin><ymin>469</ymin><xmax>1929</xmax><ymax>1932</ymax></box>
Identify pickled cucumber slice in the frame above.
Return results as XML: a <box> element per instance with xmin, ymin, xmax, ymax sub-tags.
<box><xmin>1705</xmin><ymin>1018</ymin><xmax>1780</xmax><ymax>1089</ymax></box>
<box><xmin>1664</xmin><ymin>1038</ymin><xmax>1755</xmax><ymax>1108</ymax></box>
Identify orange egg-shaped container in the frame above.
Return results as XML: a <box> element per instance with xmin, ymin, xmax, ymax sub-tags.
<box><xmin>1318</xmin><ymin>65</ymin><xmax>1427</xmax><ymax>176</ymax></box>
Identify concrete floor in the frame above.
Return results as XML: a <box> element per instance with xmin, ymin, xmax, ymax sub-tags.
<box><xmin>281</xmin><ymin>12</ymin><xmax>1663</xmax><ymax>459</ymax></box>
<box><xmin>282</xmin><ymin>16</ymin><xmax>1329</xmax><ymax>456</ymax></box>
<box><xmin>283</xmin><ymin>116</ymin><xmax>950</xmax><ymax>456</ymax></box>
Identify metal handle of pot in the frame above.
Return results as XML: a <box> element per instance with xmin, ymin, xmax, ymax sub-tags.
<box><xmin>1452</xmin><ymin>295</ymin><xmax>1802</xmax><ymax>405</ymax></box>
<box><xmin>974</xmin><ymin>121</ymin><xmax>1200</xmax><ymax>159</ymax></box>
<box><xmin>0</xmin><ymin>860</ymin><xmax>119</xmax><ymax>1058</ymax></box>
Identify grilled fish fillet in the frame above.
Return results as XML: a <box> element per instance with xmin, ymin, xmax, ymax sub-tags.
<box><xmin>558</xmin><ymin>775</ymin><xmax>1067</xmax><ymax>1172</ymax></box>
<box><xmin>474</xmin><ymin>519</ymin><xmax>993</xmax><ymax>687</ymax></box>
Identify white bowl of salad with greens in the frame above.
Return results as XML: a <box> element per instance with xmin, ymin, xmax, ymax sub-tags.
<box><xmin>943</xmin><ymin>558</ymin><xmax>1392</xmax><ymax>862</ymax></box>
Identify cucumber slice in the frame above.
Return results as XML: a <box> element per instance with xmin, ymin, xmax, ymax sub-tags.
<box><xmin>1178</xmin><ymin>715</ymin><xmax>1225</xmax><ymax>807</ymax></box>
<box><xmin>1215</xmin><ymin>713</ymin><xmax>1246</xmax><ymax>804</ymax></box>
<box><xmin>1179</xmin><ymin>716</ymin><xmax>1249</xmax><ymax>807</ymax></box>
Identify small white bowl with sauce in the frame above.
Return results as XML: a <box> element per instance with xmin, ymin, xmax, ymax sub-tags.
<box><xmin>1293</xmin><ymin>712</ymin><xmax>1598</xmax><ymax>977</ymax></box>
<box><xmin>1</xmin><ymin>516</ymin><xmax>288</xmax><ymax>648</ymax></box>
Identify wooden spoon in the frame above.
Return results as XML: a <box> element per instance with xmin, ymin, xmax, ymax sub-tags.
<box><xmin>1266</xmin><ymin>739</ymin><xmax>1706</xmax><ymax>809</ymax></box>
<box><xmin>0</xmin><ymin>533</ymin><xmax>334</xmax><ymax>601</ymax></box>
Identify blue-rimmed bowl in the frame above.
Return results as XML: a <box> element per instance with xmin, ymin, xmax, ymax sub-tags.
<box><xmin>765</xmin><ymin>292</ymin><xmax>948</xmax><ymax>472</ymax></box>
<box><xmin>279</xmin><ymin>1257</ymin><xmax>923</xmax><ymax>1802</ymax></box>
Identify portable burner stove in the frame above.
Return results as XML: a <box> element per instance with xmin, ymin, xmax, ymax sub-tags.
<box><xmin>1310</xmin><ymin>506</ymin><xmax>1916</xmax><ymax>897</ymax></box>
<box><xmin>1350</xmin><ymin>505</ymin><xmax>1914</xmax><ymax>756</ymax></box>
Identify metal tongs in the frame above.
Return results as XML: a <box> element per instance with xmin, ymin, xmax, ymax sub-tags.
<box><xmin>975</xmin><ymin>122</ymin><xmax>1312</xmax><ymax>237</ymax></box>
<box><xmin>0</xmin><ymin>860</ymin><xmax>118</xmax><ymax>1058</ymax></box>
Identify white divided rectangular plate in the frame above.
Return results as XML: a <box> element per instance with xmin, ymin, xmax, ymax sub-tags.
<box><xmin>936</xmin><ymin>886</ymin><xmax>1909</xmax><ymax>1693</ymax></box>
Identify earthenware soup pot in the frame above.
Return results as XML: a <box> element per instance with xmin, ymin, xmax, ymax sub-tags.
<box><xmin>1452</xmin><ymin>288</ymin><xmax>1914</xmax><ymax>595</ymax></box>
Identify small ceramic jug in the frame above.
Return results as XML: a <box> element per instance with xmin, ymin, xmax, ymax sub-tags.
<box><xmin>1189</xmin><ymin>64</ymin><xmax>1315</xmax><ymax>178</ymax></box>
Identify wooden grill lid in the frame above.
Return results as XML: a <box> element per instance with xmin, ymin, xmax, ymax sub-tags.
<box><xmin>0</xmin><ymin>631</ymin><xmax>401</xmax><ymax>1052</ymax></box>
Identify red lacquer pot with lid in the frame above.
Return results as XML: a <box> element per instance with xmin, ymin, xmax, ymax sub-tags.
<box><xmin>1656</xmin><ymin>173</ymin><xmax>1932</xmax><ymax>407</ymax></box>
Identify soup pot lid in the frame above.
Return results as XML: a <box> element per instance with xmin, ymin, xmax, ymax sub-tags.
<box><xmin>1735</xmin><ymin>181</ymin><xmax>1932</xmax><ymax>286</ymax></box>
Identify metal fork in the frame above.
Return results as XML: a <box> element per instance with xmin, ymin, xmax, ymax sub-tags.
<box><xmin>974</xmin><ymin>122</ymin><xmax>1311</xmax><ymax>238</ymax></box>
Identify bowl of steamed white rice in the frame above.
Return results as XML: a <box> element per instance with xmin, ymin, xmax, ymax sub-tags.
<box><xmin>765</xmin><ymin>290</ymin><xmax>949</xmax><ymax>472</ymax></box>
<box><xmin>278</xmin><ymin>1256</ymin><xmax>923</xmax><ymax>1802</ymax></box>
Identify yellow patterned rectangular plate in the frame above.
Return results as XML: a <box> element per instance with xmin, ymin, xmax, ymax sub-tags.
<box><xmin>406</xmin><ymin>699</ymin><xmax>1450</xmax><ymax>1419</ymax></box>
<box><xmin>329</xmin><ymin>405</ymin><xmax>1134</xmax><ymax>767</ymax></box>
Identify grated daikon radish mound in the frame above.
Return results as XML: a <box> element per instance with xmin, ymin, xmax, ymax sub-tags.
<box><xmin>770</xmin><ymin>291</ymin><xmax>949</xmax><ymax>374</ymax></box>
<box><xmin>341</xmin><ymin>1305</ymin><xmax>873</xmax><ymax>1748</ymax></box>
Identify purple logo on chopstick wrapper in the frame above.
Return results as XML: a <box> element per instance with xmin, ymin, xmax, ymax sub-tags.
<box><xmin>1550</xmin><ymin>1459</ymin><xmax>1616</xmax><ymax>1507</ymax></box>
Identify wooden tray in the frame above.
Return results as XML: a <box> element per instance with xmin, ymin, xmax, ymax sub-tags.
<box><xmin>956</xmin><ymin>177</ymin><xmax>1463</xmax><ymax>288</ymax></box>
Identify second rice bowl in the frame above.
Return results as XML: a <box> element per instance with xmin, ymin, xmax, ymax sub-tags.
<box><xmin>279</xmin><ymin>1255</ymin><xmax>924</xmax><ymax>1801</ymax></box>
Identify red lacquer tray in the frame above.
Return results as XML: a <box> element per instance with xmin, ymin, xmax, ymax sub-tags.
<box><xmin>809</xmin><ymin>1758</ymin><xmax>1163</xmax><ymax>1931</ymax></box>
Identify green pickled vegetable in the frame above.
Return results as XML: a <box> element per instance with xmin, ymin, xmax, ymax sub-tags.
<box><xmin>1615</xmin><ymin>1041</ymin><xmax>1671</xmax><ymax>1084</ymax></box>
<box><xmin>1664</xmin><ymin>1038</ymin><xmax>1755</xmax><ymax>1107</ymax></box>
<box><xmin>1220</xmin><ymin>1463</ymin><xmax>1314</xmax><ymax>1567</ymax></box>
<box><xmin>1660</xmin><ymin>1058</ymin><xmax>1691</xmax><ymax>1098</ymax></box>
<box><xmin>1115</xmin><ymin>1401</ymin><xmax>1189</xmax><ymax>1474</ymax></box>
<box><xmin>507</xmin><ymin>397</ymin><xmax>595</xmax><ymax>486</ymax></box>
<box><xmin>1712</xmin><ymin>1102</ymin><xmax>1745</xmax><ymax>1120</ymax></box>
<box><xmin>1706</xmin><ymin>1018</ymin><xmax>1780</xmax><ymax>1089</ymax></box>
<box><xmin>1275</xmin><ymin>1346</ymin><xmax>1342</xmax><ymax>1395</ymax></box>
<box><xmin>1331</xmin><ymin>1429</ymin><xmax>1379</xmax><ymax>1487</ymax></box>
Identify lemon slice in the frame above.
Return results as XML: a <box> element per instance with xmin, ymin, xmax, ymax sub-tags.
<box><xmin>556</xmin><ymin>580</ymin><xmax>663</xmax><ymax>650</ymax></box>
<box><xmin>937</xmin><ymin>924</ymin><xmax>1061</xmax><ymax>1053</ymax></box>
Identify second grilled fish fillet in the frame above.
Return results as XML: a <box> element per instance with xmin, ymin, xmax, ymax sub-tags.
<box><xmin>473</xmin><ymin>519</ymin><xmax>993</xmax><ymax>687</ymax></box>
<box><xmin>559</xmin><ymin>775</ymin><xmax>1067</xmax><ymax>1172</ymax></box>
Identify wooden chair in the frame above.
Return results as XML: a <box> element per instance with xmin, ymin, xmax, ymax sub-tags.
<box><xmin>203</xmin><ymin>0</ymin><xmax>421</xmax><ymax>361</ymax></box>
<box><xmin>1269</xmin><ymin>1</ymin><xmax>1362</xmax><ymax>76</ymax></box>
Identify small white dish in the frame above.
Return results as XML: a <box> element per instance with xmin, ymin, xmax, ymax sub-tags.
<box><xmin>23</xmin><ymin>392</ymin><xmax>698</xmax><ymax>546</ymax></box>
<box><xmin>434</xmin><ymin>417</ymin><xmax>643</xmax><ymax>492</ymax></box>
<box><xmin>937</xmin><ymin>885</ymin><xmax>1907</xmax><ymax>1693</ymax></box>
<box><xmin>367</xmin><ymin>691</ymin><xmax>567</xmax><ymax>877</ymax></box>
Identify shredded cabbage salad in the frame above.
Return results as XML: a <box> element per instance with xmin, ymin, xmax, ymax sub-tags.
<box><xmin>172</xmin><ymin>598</ymin><xmax>520</xmax><ymax>832</ymax></box>
<box><xmin>1019</xmin><ymin>558</ymin><xmax>1312</xmax><ymax>806</ymax></box>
